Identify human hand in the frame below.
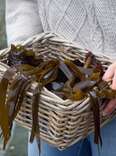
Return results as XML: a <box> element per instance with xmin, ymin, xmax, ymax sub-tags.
<box><xmin>102</xmin><ymin>62</ymin><xmax>116</xmax><ymax>115</ymax></box>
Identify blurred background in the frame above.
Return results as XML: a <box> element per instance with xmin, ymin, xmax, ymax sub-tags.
<box><xmin>0</xmin><ymin>0</ymin><xmax>28</xmax><ymax>155</ymax></box>
<box><xmin>0</xmin><ymin>0</ymin><xmax>6</xmax><ymax>49</ymax></box>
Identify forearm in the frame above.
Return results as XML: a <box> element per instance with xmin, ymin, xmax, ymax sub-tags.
<box><xmin>6</xmin><ymin>0</ymin><xmax>43</xmax><ymax>45</ymax></box>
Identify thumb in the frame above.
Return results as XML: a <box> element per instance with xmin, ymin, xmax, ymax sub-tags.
<box><xmin>102</xmin><ymin>65</ymin><xmax>114</xmax><ymax>82</ymax></box>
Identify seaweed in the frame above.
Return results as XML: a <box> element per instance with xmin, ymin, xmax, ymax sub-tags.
<box><xmin>0</xmin><ymin>68</ymin><xmax>16</xmax><ymax>148</ymax></box>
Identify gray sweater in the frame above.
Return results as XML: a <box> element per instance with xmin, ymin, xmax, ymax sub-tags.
<box><xmin>6</xmin><ymin>0</ymin><xmax>116</xmax><ymax>60</ymax></box>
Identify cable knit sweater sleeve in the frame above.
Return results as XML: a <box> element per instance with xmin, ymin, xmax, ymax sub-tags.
<box><xmin>6</xmin><ymin>0</ymin><xmax>43</xmax><ymax>45</ymax></box>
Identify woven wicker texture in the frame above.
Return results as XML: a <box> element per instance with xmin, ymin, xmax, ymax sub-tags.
<box><xmin>0</xmin><ymin>33</ymin><xmax>115</xmax><ymax>150</ymax></box>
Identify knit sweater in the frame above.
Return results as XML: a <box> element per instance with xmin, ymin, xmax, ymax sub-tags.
<box><xmin>6</xmin><ymin>0</ymin><xmax>116</xmax><ymax>60</ymax></box>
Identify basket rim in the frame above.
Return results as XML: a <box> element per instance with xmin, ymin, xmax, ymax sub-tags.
<box><xmin>0</xmin><ymin>32</ymin><xmax>113</xmax><ymax>63</ymax></box>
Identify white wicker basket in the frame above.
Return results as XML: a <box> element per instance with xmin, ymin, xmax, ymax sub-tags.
<box><xmin>0</xmin><ymin>33</ymin><xmax>115</xmax><ymax>150</ymax></box>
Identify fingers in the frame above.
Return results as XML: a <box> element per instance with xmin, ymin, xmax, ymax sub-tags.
<box><xmin>103</xmin><ymin>99</ymin><xmax>116</xmax><ymax>116</ymax></box>
<box><xmin>102</xmin><ymin>65</ymin><xmax>114</xmax><ymax>82</ymax></box>
<box><xmin>102</xmin><ymin>63</ymin><xmax>116</xmax><ymax>116</ymax></box>
<box><xmin>111</xmin><ymin>70</ymin><xmax>116</xmax><ymax>90</ymax></box>
<box><xmin>102</xmin><ymin>63</ymin><xmax>116</xmax><ymax>90</ymax></box>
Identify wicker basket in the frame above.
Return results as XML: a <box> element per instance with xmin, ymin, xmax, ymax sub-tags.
<box><xmin>0</xmin><ymin>33</ymin><xmax>115</xmax><ymax>150</ymax></box>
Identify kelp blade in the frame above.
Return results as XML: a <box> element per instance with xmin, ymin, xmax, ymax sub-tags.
<box><xmin>0</xmin><ymin>68</ymin><xmax>16</xmax><ymax>149</ymax></box>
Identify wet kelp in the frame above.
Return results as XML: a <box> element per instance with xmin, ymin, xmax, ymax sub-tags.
<box><xmin>0</xmin><ymin>45</ymin><xmax>115</xmax><ymax>148</ymax></box>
